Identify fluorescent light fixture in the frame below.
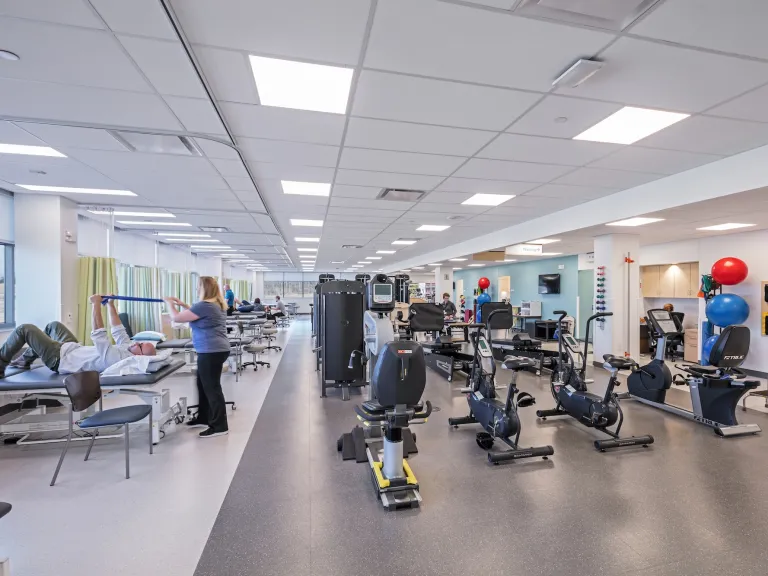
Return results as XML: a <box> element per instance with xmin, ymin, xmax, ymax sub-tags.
<box><xmin>412</xmin><ymin>267</ymin><xmax>425</xmax><ymax>270</ymax></box>
<box><xmin>574</xmin><ymin>106</ymin><xmax>689</xmax><ymax>145</ymax></box>
<box><xmin>282</xmin><ymin>181</ymin><xmax>331</xmax><ymax>197</ymax></box>
<box><xmin>541</xmin><ymin>252</ymin><xmax>562</xmax><ymax>256</ymax></box>
<box><xmin>449</xmin><ymin>258</ymin><xmax>467</xmax><ymax>262</ymax></box>
<box><xmin>297</xmin><ymin>248</ymin><xmax>318</xmax><ymax>252</ymax></box>
<box><xmin>376</xmin><ymin>250</ymin><xmax>396</xmax><ymax>254</ymax></box>
<box><xmin>365</xmin><ymin>256</ymin><xmax>382</xmax><ymax>260</ymax></box>
<box><xmin>119</xmin><ymin>220</ymin><xmax>191</xmax><ymax>226</ymax></box>
<box><xmin>249</xmin><ymin>55</ymin><xmax>353</xmax><ymax>114</ymax></box>
<box><xmin>417</xmin><ymin>224</ymin><xmax>450</xmax><ymax>232</ymax></box>
<box><xmin>392</xmin><ymin>239</ymin><xmax>417</xmax><ymax>245</ymax></box>
<box><xmin>401</xmin><ymin>269</ymin><xmax>411</xmax><ymax>272</ymax></box>
<box><xmin>468</xmin><ymin>264</ymin><xmax>484</xmax><ymax>267</ymax></box>
<box><xmin>357</xmin><ymin>261</ymin><xmax>370</xmax><ymax>265</ymax></box>
<box><xmin>163</xmin><ymin>238</ymin><xmax>219</xmax><ymax>243</ymax></box>
<box><xmin>0</xmin><ymin>143</ymin><xmax>65</xmax><ymax>157</ymax></box>
<box><xmin>156</xmin><ymin>233</ymin><xmax>209</xmax><ymax>237</ymax></box>
<box><xmin>331</xmin><ymin>261</ymin><xmax>344</xmax><ymax>264</ymax></box>
<box><xmin>89</xmin><ymin>210</ymin><xmax>174</xmax><ymax>217</ymax></box>
<box><xmin>19</xmin><ymin>185</ymin><xmax>135</xmax><ymax>196</ymax></box>
<box><xmin>191</xmin><ymin>246</ymin><xmax>232</xmax><ymax>250</ymax></box>
<box><xmin>428</xmin><ymin>263</ymin><xmax>442</xmax><ymax>266</ymax></box>
<box><xmin>453</xmin><ymin>267</ymin><xmax>462</xmax><ymax>270</ymax></box>
<box><xmin>295</xmin><ymin>237</ymin><xmax>320</xmax><ymax>242</ymax></box>
<box><xmin>291</xmin><ymin>219</ymin><xmax>323</xmax><ymax>227</ymax></box>
<box><xmin>351</xmin><ymin>265</ymin><xmax>363</xmax><ymax>268</ymax></box>
<box><xmin>461</xmin><ymin>193</ymin><xmax>515</xmax><ymax>206</ymax></box>
<box><xmin>529</xmin><ymin>238</ymin><xmax>560</xmax><ymax>245</ymax></box>
<box><xmin>607</xmin><ymin>217</ymin><xmax>665</xmax><ymax>227</ymax></box>
<box><xmin>552</xmin><ymin>58</ymin><xmax>604</xmax><ymax>89</ymax></box>
<box><xmin>696</xmin><ymin>223</ymin><xmax>756</xmax><ymax>231</ymax></box>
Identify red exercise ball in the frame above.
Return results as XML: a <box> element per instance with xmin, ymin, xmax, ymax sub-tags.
<box><xmin>478</xmin><ymin>277</ymin><xmax>490</xmax><ymax>290</ymax></box>
<box><xmin>711</xmin><ymin>257</ymin><xmax>748</xmax><ymax>285</ymax></box>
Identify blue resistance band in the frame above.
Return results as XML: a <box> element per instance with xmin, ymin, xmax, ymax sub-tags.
<box><xmin>101</xmin><ymin>295</ymin><xmax>166</xmax><ymax>305</ymax></box>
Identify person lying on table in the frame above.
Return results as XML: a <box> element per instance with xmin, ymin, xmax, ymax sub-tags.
<box><xmin>0</xmin><ymin>294</ymin><xmax>156</xmax><ymax>378</ymax></box>
<box><xmin>252</xmin><ymin>298</ymin><xmax>265</xmax><ymax>313</ymax></box>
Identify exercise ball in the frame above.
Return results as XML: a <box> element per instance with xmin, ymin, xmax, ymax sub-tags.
<box><xmin>476</xmin><ymin>291</ymin><xmax>491</xmax><ymax>322</ymax></box>
<box><xmin>711</xmin><ymin>257</ymin><xmax>748</xmax><ymax>285</ymax></box>
<box><xmin>478</xmin><ymin>277</ymin><xmax>490</xmax><ymax>290</ymax></box>
<box><xmin>706</xmin><ymin>293</ymin><xmax>750</xmax><ymax>327</ymax></box>
<box><xmin>702</xmin><ymin>335</ymin><xmax>719</xmax><ymax>363</ymax></box>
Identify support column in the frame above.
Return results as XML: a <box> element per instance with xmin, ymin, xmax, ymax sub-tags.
<box><xmin>14</xmin><ymin>194</ymin><xmax>79</xmax><ymax>330</ymax></box>
<box><xmin>592</xmin><ymin>234</ymin><xmax>641</xmax><ymax>364</ymax></box>
<box><xmin>434</xmin><ymin>266</ymin><xmax>454</xmax><ymax>303</ymax></box>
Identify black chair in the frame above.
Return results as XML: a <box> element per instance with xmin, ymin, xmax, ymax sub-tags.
<box><xmin>51</xmin><ymin>371</ymin><xmax>153</xmax><ymax>486</ymax></box>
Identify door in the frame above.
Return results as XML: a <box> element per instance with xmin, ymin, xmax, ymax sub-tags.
<box><xmin>498</xmin><ymin>276</ymin><xmax>510</xmax><ymax>302</ymax></box>
<box><xmin>577</xmin><ymin>269</ymin><xmax>594</xmax><ymax>342</ymax></box>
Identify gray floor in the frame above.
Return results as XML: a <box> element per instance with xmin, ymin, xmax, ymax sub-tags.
<box><xmin>195</xmin><ymin>319</ymin><xmax>768</xmax><ymax>576</ymax></box>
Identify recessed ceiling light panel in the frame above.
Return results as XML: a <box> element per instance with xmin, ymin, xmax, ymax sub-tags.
<box><xmin>0</xmin><ymin>144</ymin><xmax>65</xmax><ymax>157</ymax></box>
<box><xmin>417</xmin><ymin>225</ymin><xmax>450</xmax><ymax>232</ymax></box>
<box><xmin>606</xmin><ymin>217</ymin><xmax>665</xmax><ymax>227</ymax></box>
<box><xmin>529</xmin><ymin>238</ymin><xmax>560</xmax><ymax>245</ymax></box>
<box><xmin>574</xmin><ymin>106</ymin><xmax>689</xmax><ymax>145</ymax></box>
<box><xmin>118</xmin><ymin>220</ymin><xmax>191</xmax><ymax>226</ymax></box>
<box><xmin>90</xmin><ymin>210</ymin><xmax>175</xmax><ymax>218</ymax></box>
<box><xmin>281</xmin><ymin>181</ymin><xmax>331</xmax><ymax>197</ymax></box>
<box><xmin>291</xmin><ymin>219</ymin><xmax>323</xmax><ymax>227</ymax></box>
<box><xmin>19</xmin><ymin>185</ymin><xmax>135</xmax><ymax>196</ymax></box>
<box><xmin>461</xmin><ymin>193</ymin><xmax>515</xmax><ymax>206</ymax></box>
<box><xmin>392</xmin><ymin>239</ymin><xmax>417</xmax><ymax>245</ymax></box>
<box><xmin>696</xmin><ymin>223</ymin><xmax>755</xmax><ymax>231</ymax></box>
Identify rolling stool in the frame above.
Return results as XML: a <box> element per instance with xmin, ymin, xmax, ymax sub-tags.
<box><xmin>243</xmin><ymin>342</ymin><xmax>270</xmax><ymax>370</ymax></box>
<box><xmin>0</xmin><ymin>502</ymin><xmax>10</xmax><ymax>575</ymax></box>
<box><xmin>261</xmin><ymin>327</ymin><xmax>282</xmax><ymax>352</ymax></box>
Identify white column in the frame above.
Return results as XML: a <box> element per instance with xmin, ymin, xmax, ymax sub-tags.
<box><xmin>254</xmin><ymin>271</ymin><xmax>264</xmax><ymax>299</ymax></box>
<box><xmin>434</xmin><ymin>266</ymin><xmax>454</xmax><ymax>302</ymax></box>
<box><xmin>592</xmin><ymin>234</ymin><xmax>641</xmax><ymax>364</ymax></box>
<box><xmin>14</xmin><ymin>194</ymin><xmax>79</xmax><ymax>330</ymax></box>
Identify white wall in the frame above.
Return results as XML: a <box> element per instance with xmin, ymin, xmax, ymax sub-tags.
<box><xmin>578</xmin><ymin>252</ymin><xmax>595</xmax><ymax>270</ymax></box>
<box><xmin>644</xmin><ymin>297</ymin><xmax>699</xmax><ymax>329</ymax></box>
<box><xmin>0</xmin><ymin>192</ymin><xmax>14</xmax><ymax>243</ymax></box>
<box><xmin>640</xmin><ymin>239</ymin><xmax>700</xmax><ymax>266</ymax></box>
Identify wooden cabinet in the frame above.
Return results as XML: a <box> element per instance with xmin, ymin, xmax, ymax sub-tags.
<box><xmin>641</xmin><ymin>266</ymin><xmax>660</xmax><ymax>297</ymax></box>
<box><xmin>640</xmin><ymin>262</ymin><xmax>700</xmax><ymax>299</ymax></box>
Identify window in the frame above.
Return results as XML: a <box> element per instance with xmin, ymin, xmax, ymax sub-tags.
<box><xmin>0</xmin><ymin>243</ymin><xmax>14</xmax><ymax>327</ymax></box>
<box><xmin>260</xmin><ymin>272</ymin><xmax>327</xmax><ymax>298</ymax></box>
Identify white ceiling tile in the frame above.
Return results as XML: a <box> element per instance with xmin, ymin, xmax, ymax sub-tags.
<box><xmin>156</xmin><ymin>198</ymin><xmax>244</xmax><ymax>211</ymax></box>
<box><xmin>195</xmin><ymin>137</ymin><xmax>239</xmax><ymax>160</ymax></box>
<box><xmin>454</xmin><ymin>158</ymin><xmax>573</xmax><ymax>182</ymax></box>
<box><xmin>118</xmin><ymin>36</ymin><xmax>206</xmax><ymax>98</ymax></box>
<box><xmin>329</xmin><ymin>197</ymin><xmax>414</xmax><ymax>210</ymax></box>
<box><xmin>410</xmin><ymin>202</ymin><xmax>487</xmax><ymax>215</ymax></box>
<box><xmin>524</xmin><ymin>183</ymin><xmax>620</xmax><ymax>199</ymax></box>
<box><xmin>209</xmin><ymin>158</ymin><xmax>250</xmax><ymax>178</ymax></box>
<box><xmin>630</xmin><ymin>0</ymin><xmax>768</xmax><ymax>60</ymax></box>
<box><xmin>463</xmin><ymin>0</ymin><xmax>517</xmax><ymax>8</ymax></box>
<box><xmin>0</xmin><ymin>121</ymin><xmax>47</xmax><ymax>146</ymax></box>
<box><xmin>589</xmin><ymin>147</ymin><xmax>723</xmax><ymax>175</ymax></box>
<box><xmin>0</xmin><ymin>18</ymin><xmax>151</xmax><ymax>92</ymax></box>
<box><xmin>328</xmin><ymin>206</ymin><xmax>405</xmax><ymax>217</ymax></box>
<box><xmin>335</xmin><ymin>169</ymin><xmax>444</xmax><ymax>190</ymax></box>
<box><xmin>352</xmin><ymin>70</ymin><xmax>540</xmax><ymax>131</ymax></box>
<box><xmin>509</xmin><ymin>95</ymin><xmax>623</xmax><ymax>138</ymax></box>
<box><xmin>15</xmin><ymin>123</ymin><xmax>127</xmax><ymax>151</ymax></box>
<box><xmin>193</xmin><ymin>46</ymin><xmax>258</xmax><ymax>105</ymax></box>
<box><xmin>91</xmin><ymin>0</ymin><xmax>176</xmax><ymax>39</ymax></box>
<box><xmin>0</xmin><ymin>0</ymin><xmax>103</xmax><ymax>28</ymax></box>
<box><xmin>344</xmin><ymin>118</ymin><xmax>493</xmax><ymax>156</ymax></box>
<box><xmin>639</xmin><ymin>116</ymin><xmax>768</xmax><ymax>156</ymax></box>
<box><xmin>249</xmin><ymin>162</ymin><xmax>335</xmax><ymax>182</ymax></box>
<box><xmin>420</xmin><ymin>191</ymin><xmax>473</xmax><ymax>204</ymax></box>
<box><xmin>0</xmin><ymin>78</ymin><xmax>182</xmax><ymax>130</ymax></box>
<box><xmin>172</xmin><ymin>0</ymin><xmax>370</xmax><ymax>65</ymax></box>
<box><xmin>435</xmin><ymin>177</ymin><xmax>539</xmax><ymax>195</ymax></box>
<box><xmin>242</xmin><ymin>200</ymin><xmax>267</xmax><ymax>212</ymax></box>
<box><xmin>238</xmin><ymin>138</ymin><xmax>338</xmax><ymax>167</ymax></box>
<box><xmin>365</xmin><ymin>0</ymin><xmax>613</xmax><ymax>90</ymax></box>
<box><xmin>339</xmin><ymin>148</ymin><xmax>464</xmax><ymax>176</ymax></box>
<box><xmin>478</xmin><ymin>134</ymin><xmax>619</xmax><ymax>166</ymax></box>
<box><xmin>553</xmin><ymin>167</ymin><xmax>662</xmax><ymax>189</ymax></box>
<box><xmin>331</xmin><ymin>185</ymin><xmax>382</xmax><ymax>199</ymax></box>
<box><xmin>221</xmin><ymin>103</ymin><xmax>346</xmax><ymax>145</ymax></box>
<box><xmin>224</xmin><ymin>176</ymin><xmax>255</xmax><ymax>191</ymax></box>
<box><xmin>164</xmin><ymin>96</ymin><xmax>227</xmax><ymax>135</ymax></box>
<box><xmin>707</xmin><ymin>84</ymin><xmax>768</xmax><ymax>123</ymax></box>
<box><xmin>557</xmin><ymin>37</ymin><xmax>768</xmax><ymax>113</ymax></box>
<box><xmin>0</xmin><ymin>156</ymin><xmax>121</xmax><ymax>189</ymax></box>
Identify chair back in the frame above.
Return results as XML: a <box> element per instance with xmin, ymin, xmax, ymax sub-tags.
<box><xmin>709</xmin><ymin>325</ymin><xmax>750</xmax><ymax>368</ymax></box>
<box><xmin>671</xmin><ymin>312</ymin><xmax>685</xmax><ymax>331</ymax></box>
<box><xmin>64</xmin><ymin>371</ymin><xmax>102</xmax><ymax>412</ymax></box>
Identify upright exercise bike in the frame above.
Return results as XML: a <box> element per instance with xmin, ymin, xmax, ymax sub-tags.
<box><xmin>449</xmin><ymin>303</ymin><xmax>554</xmax><ymax>464</ymax></box>
<box><xmin>627</xmin><ymin>309</ymin><xmax>760</xmax><ymax>437</ymax></box>
<box><xmin>536</xmin><ymin>311</ymin><xmax>655</xmax><ymax>451</ymax></box>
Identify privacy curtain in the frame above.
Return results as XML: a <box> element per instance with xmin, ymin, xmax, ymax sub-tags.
<box><xmin>77</xmin><ymin>256</ymin><xmax>118</xmax><ymax>345</ymax></box>
<box><xmin>117</xmin><ymin>264</ymin><xmax>163</xmax><ymax>334</ymax></box>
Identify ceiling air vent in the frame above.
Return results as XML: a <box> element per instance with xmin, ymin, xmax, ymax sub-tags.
<box><xmin>378</xmin><ymin>188</ymin><xmax>426</xmax><ymax>202</ymax></box>
<box><xmin>341</xmin><ymin>244</ymin><xmax>363</xmax><ymax>249</ymax></box>
<box><xmin>199</xmin><ymin>226</ymin><xmax>230</xmax><ymax>233</ymax></box>
<box><xmin>515</xmin><ymin>0</ymin><xmax>662</xmax><ymax>31</ymax></box>
<box><xmin>110</xmin><ymin>131</ymin><xmax>202</xmax><ymax>156</ymax></box>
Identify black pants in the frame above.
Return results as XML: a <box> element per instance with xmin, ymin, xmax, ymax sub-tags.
<box><xmin>267</xmin><ymin>311</ymin><xmax>284</xmax><ymax>322</ymax></box>
<box><xmin>196</xmin><ymin>351</ymin><xmax>230</xmax><ymax>433</ymax></box>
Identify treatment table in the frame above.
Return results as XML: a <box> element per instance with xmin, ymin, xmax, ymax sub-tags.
<box><xmin>0</xmin><ymin>358</ymin><xmax>186</xmax><ymax>445</ymax></box>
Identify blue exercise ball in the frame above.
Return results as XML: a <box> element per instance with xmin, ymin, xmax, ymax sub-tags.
<box><xmin>476</xmin><ymin>291</ymin><xmax>491</xmax><ymax>322</ymax></box>
<box><xmin>702</xmin><ymin>335</ymin><xmax>719</xmax><ymax>363</ymax></box>
<box><xmin>706</xmin><ymin>293</ymin><xmax>749</xmax><ymax>327</ymax></box>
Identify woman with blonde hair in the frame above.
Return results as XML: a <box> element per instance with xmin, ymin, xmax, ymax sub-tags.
<box><xmin>165</xmin><ymin>276</ymin><xmax>230</xmax><ymax>438</ymax></box>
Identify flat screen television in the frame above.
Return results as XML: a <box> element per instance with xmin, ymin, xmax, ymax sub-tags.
<box><xmin>538</xmin><ymin>274</ymin><xmax>561</xmax><ymax>295</ymax></box>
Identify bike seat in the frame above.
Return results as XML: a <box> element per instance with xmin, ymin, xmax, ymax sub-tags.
<box><xmin>502</xmin><ymin>356</ymin><xmax>536</xmax><ymax>371</ymax></box>
<box><xmin>603</xmin><ymin>354</ymin><xmax>637</xmax><ymax>371</ymax></box>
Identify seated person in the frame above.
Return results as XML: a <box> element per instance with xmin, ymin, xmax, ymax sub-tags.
<box><xmin>266</xmin><ymin>295</ymin><xmax>287</xmax><ymax>321</ymax></box>
<box><xmin>0</xmin><ymin>294</ymin><xmax>155</xmax><ymax>378</ymax></box>
<box><xmin>252</xmin><ymin>298</ymin><xmax>265</xmax><ymax>312</ymax></box>
<box><xmin>440</xmin><ymin>292</ymin><xmax>457</xmax><ymax>319</ymax></box>
<box><xmin>223</xmin><ymin>283</ymin><xmax>240</xmax><ymax>316</ymax></box>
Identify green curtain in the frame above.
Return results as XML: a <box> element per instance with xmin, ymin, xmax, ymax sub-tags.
<box><xmin>118</xmin><ymin>264</ymin><xmax>163</xmax><ymax>334</ymax></box>
<box><xmin>231</xmin><ymin>279</ymin><xmax>252</xmax><ymax>302</ymax></box>
<box><xmin>77</xmin><ymin>257</ymin><xmax>118</xmax><ymax>345</ymax></box>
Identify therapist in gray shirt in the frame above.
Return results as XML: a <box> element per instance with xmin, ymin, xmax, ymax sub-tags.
<box><xmin>165</xmin><ymin>276</ymin><xmax>230</xmax><ymax>439</ymax></box>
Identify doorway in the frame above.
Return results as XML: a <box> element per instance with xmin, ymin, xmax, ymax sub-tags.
<box><xmin>577</xmin><ymin>269</ymin><xmax>594</xmax><ymax>341</ymax></box>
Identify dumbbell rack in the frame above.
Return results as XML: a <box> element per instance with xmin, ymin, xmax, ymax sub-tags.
<box><xmin>595</xmin><ymin>266</ymin><xmax>606</xmax><ymax>330</ymax></box>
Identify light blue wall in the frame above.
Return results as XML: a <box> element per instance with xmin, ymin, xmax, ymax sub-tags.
<box><xmin>454</xmin><ymin>255</ymin><xmax>579</xmax><ymax>320</ymax></box>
